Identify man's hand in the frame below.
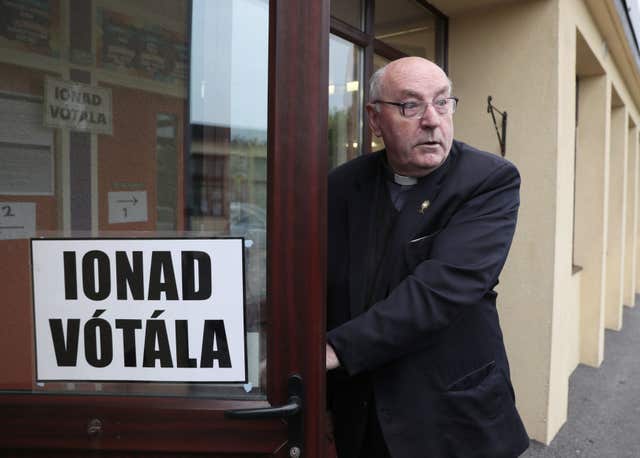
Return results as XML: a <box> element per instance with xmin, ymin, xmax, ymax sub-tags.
<box><xmin>326</xmin><ymin>343</ymin><xmax>340</xmax><ymax>370</ymax></box>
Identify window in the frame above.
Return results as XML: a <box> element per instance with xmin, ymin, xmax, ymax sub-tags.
<box><xmin>0</xmin><ymin>0</ymin><xmax>269</xmax><ymax>399</ymax></box>
<box><xmin>329</xmin><ymin>34</ymin><xmax>363</xmax><ymax>167</ymax></box>
<box><xmin>328</xmin><ymin>0</ymin><xmax>447</xmax><ymax>168</ymax></box>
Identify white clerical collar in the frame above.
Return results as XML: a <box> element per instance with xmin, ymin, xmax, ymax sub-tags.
<box><xmin>393</xmin><ymin>173</ymin><xmax>418</xmax><ymax>186</ymax></box>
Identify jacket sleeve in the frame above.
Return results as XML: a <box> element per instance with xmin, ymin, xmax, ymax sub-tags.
<box><xmin>327</xmin><ymin>161</ymin><xmax>520</xmax><ymax>376</ymax></box>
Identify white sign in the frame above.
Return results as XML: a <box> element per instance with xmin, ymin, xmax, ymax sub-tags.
<box><xmin>0</xmin><ymin>143</ymin><xmax>54</xmax><ymax>195</ymax></box>
<box><xmin>0</xmin><ymin>93</ymin><xmax>55</xmax><ymax>195</ymax></box>
<box><xmin>108</xmin><ymin>191</ymin><xmax>148</xmax><ymax>224</ymax></box>
<box><xmin>44</xmin><ymin>77</ymin><xmax>113</xmax><ymax>135</ymax></box>
<box><xmin>0</xmin><ymin>93</ymin><xmax>53</xmax><ymax>146</ymax></box>
<box><xmin>0</xmin><ymin>202</ymin><xmax>36</xmax><ymax>240</ymax></box>
<box><xmin>32</xmin><ymin>238</ymin><xmax>247</xmax><ymax>383</ymax></box>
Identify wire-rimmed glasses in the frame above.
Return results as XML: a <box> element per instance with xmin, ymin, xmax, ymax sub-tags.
<box><xmin>373</xmin><ymin>97</ymin><xmax>459</xmax><ymax>118</ymax></box>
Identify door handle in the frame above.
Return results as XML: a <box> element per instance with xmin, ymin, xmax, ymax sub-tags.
<box><xmin>224</xmin><ymin>395</ymin><xmax>301</xmax><ymax>419</ymax></box>
<box><xmin>225</xmin><ymin>374</ymin><xmax>304</xmax><ymax>457</ymax></box>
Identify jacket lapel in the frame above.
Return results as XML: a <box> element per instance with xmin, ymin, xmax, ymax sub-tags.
<box><xmin>375</xmin><ymin>149</ymin><xmax>454</xmax><ymax>289</ymax></box>
<box><xmin>346</xmin><ymin>147</ymin><xmax>455</xmax><ymax>315</ymax></box>
<box><xmin>347</xmin><ymin>154</ymin><xmax>383</xmax><ymax>318</ymax></box>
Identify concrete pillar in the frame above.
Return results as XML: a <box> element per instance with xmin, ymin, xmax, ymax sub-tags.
<box><xmin>575</xmin><ymin>75</ymin><xmax>610</xmax><ymax>367</ymax></box>
<box><xmin>624</xmin><ymin>124</ymin><xmax>638</xmax><ymax>307</ymax></box>
<box><xmin>605</xmin><ymin>104</ymin><xmax>628</xmax><ymax>330</ymax></box>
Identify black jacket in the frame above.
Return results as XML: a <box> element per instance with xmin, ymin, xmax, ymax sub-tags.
<box><xmin>327</xmin><ymin>140</ymin><xmax>529</xmax><ymax>458</ymax></box>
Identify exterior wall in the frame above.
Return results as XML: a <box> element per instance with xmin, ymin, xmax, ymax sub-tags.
<box><xmin>575</xmin><ymin>73</ymin><xmax>609</xmax><ymax>368</ymax></box>
<box><xmin>448</xmin><ymin>0</ymin><xmax>560</xmax><ymax>442</ymax></box>
<box><xmin>606</xmin><ymin>105</ymin><xmax>628</xmax><ymax>330</ymax></box>
<box><xmin>631</xmin><ymin>127</ymin><xmax>640</xmax><ymax>305</ymax></box>
<box><xmin>624</xmin><ymin>124</ymin><xmax>638</xmax><ymax>307</ymax></box>
<box><xmin>446</xmin><ymin>0</ymin><xmax>640</xmax><ymax>445</ymax></box>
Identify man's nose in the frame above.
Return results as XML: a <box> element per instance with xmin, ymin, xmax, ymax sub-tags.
<box><xmin>419</xmin><ymin>104</ymin><xmax>441</xmax><ymax>127</ymax></box>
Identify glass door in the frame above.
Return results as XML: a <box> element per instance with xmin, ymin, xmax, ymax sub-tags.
<box><xmin>0</xmin><ymin>0</ymin><xmax>328</xmax><ymax>456</ymax></box>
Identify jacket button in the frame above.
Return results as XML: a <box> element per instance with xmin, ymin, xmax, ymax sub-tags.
<box><xmin>360</xmin><ymin>400</ymin><xmax>368</xmax><ymax>408</ymax></box>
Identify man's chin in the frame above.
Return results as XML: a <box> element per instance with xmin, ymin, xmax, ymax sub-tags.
<box><xmin>413</xmin><ymin>151</ymin><xmax>447</xmax><ymax>174</ymax></box>
<box><xmin>418</xmin><ymin>149</ymin><xmax>444</xmax><ymax>163</ymax></box>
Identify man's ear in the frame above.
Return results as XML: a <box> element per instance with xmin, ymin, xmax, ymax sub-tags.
<box><xmin>366</xmin><ymin>104</ymin><xmax>382</xmax><ymax>138</ymax></box>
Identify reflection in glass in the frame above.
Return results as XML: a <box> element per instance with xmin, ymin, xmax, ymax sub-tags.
<box><xmin>331</xmin><ymin>0</ymin><xmax>363</xmax><ymax>30</ymax></box>
<box><xmin>157</xmin><ymin>114</ymin><xmax>178</xmax><ymax>230</ymax></box>
<box><xmin>371</xmin><ymin>54</ymin><xmax>390</xmax><ymax>153</ymax></box>
<box><xmin>375</xmin><ymin>0</ymin><xmax>436</xmax><ymax>60</ymax></box>
<box><xmin>328</xmin><ymin>34</ymin><xmax>363</xmax><ymax>169</ymax></box>
<box><xmin>0</xmin><ymin>0</ymin><xmax>269</xmax><ymax>400</ymax></box>
<box><xmin>188</xmin><ymin>0</ymin><xmax>269</xmax><ymax>398</ymax></box>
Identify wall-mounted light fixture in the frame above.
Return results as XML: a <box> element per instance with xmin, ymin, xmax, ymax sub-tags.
<box><xmin>487</xmin><ymin>95</ymin><xmax>507</xmax><ymax>157</ymax></box>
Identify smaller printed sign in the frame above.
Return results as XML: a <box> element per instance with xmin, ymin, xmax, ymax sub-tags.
<box><xmin>44</xmin><ymin>77</ymin><xmax>113</xmax><ymax>135</ymax></box>
<box><xmin>0</xmin><ymin>202</ymin><xmax>36</xmax><ymax>240</ymax></box>
<box><xmin>108</xmin><ymin>191</ymin><xmax>148</xmax><ymax>224</ymax></box>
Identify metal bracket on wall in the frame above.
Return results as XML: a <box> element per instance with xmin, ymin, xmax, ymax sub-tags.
<box><xmin>487</xmin><ymin>96</ymin><xmax>507</xmax><ymax>157</ymax></box>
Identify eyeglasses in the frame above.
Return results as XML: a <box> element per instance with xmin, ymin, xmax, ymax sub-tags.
<box><xmin>373</xmin><ymin>97</ymin><xmax>459</xmax><ymax>118</ymax></box>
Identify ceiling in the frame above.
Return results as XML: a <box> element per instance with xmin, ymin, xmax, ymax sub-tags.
<box><xmin>427</xmin><ymin>0</ymin><xmax>526</xmax><ymax>17</ymax></box>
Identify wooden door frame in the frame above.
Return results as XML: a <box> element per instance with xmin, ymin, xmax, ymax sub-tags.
<box><xmin>0</xmin><ymin>0</ymin><xmax>329</xmax><ymax>456</ymax></box>
<box><xmin>267</xmin><ymin>0</ymin><xmax>329</xmax><ymax>455</ymax></box>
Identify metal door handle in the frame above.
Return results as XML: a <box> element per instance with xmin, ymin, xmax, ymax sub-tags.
<box><xmin>224</xmin><ymin>394</ymin><xmax>301</xmax><ymax>419</ymax></box>
<box><xmin>225</xmin><ymin>374</ymin><xmax>304</xmax><ymax>457</ymax></box>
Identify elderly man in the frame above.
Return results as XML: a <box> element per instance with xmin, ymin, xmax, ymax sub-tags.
<box><xmin>325</xmin><ymin>57</ymin><xmax>529</xmax><ymax>458</ymax></box>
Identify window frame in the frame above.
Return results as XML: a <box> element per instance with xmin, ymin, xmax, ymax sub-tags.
<box><xmin>330</xmin><ymin>0</ymin><xmax>448</xmax><ymax>156</ymax></box>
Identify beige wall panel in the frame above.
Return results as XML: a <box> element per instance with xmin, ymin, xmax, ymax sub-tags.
<box><xmin>606</xmin><ymin>105</ymin><xmax>628</xmax><ymax>330</ymax></box>
<box><xmin>584</xmin><ymin>0</ymin><xmax>640</xmax><ymax>113</ymax></box>
<box><xmin>575</xmin><ymin>1</ymin><xmax>640</xmax><ymax>121</ymax></box>
<box><xmin>449</xmin><ymin>0</ymin><xmax>559</xmax><ymax>443</ymax></box>
<box><xmin>624</xmin><ymin>124</ymin><xmax>638</xmax><ymax>306</ymax></box>
<box><xmin>548</xmin><ymin>0</ymin><xmax>577</xmax><ymax>439</ymax></box>
<box><xmin>574</xmin><ymin>74</ymin><xmax>610</xmax><ymax>367</ymax></box>
<box><xmin>561</xmin><ymin>271</ymin><xmax>581</xmax><ymax>378</ymax></box>
<box><xmin>635</xmin><ymin>129</ymin><xmax>640</xmax><ymax>295</ymax></box>
<box><xmin>447</xmin><ymin>0</ymin><xmax>640</xmax><ymax>445</ymax></box>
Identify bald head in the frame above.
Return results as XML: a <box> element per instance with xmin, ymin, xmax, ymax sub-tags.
<box><xmin>369</xmin><ymin>57</ymin><xmax>451</xmax><ymax>104</ymax></box>
<box><xmin>366</xmin><ymin>56</ymin><xmax>455</xmax><ymax>177</ymax></box>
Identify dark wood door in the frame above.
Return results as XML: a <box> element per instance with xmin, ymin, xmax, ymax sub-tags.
<box><xmin>0</xmin><ymin>0</ymin><xmax>329</xmax><ymax>456</ymax></box>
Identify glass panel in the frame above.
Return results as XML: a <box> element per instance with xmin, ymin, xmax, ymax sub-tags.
<box><xmin>375</xmin><ymin>0</ymin><xmax>437</xmax><ymax>60</ymax></box>
<box><xmin>331</xmin><ymin>0</ymin><xmax>363</xmax><ymax>30</ymax></box>
<box><xmin>371</xmin><ymin>54</ymin><xmax>390</xmax><ymax>153</ymax></box>
<box><xmin>157</xmin><ymin>113</ymin><xmax>178</xmax><ymax>231</ymax></box>
<box><xmin>0</xmin><ymin>0</ymin><xmax>269</xmax><ymax>400</ymax></box>
<box><xmin>328</xmin><ymin>34</ymin><xmax>363</xmax><ymax>169</ymax></box>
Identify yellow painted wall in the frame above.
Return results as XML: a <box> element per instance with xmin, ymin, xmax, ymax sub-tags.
<box><xmin>574</xmin><ymin>72</ymin><xmax>609</xmax><ymax>368</ymax></box>
<box><xmin>446</xmin><ymin>0</ymin><xmax>640</xmax><ymax>444</ymax></box>
<box><xmin>606</xmin><ymin>105</ymin><xmax>628</xmax><ymax>330</ymax></box>
<box><xmin>448</xmin><ymin>0</ymin><xmax>560</xmax><ymax>442</ymax></box>
<box><xmin>550</xmin><ymin>0</ymin><xmax>584</xmax><ymax>440</ymax></box>
<box><xmin>624</xmin><ymin>124</ymin><xmax>638</xmax><ymax>306</ymax></box>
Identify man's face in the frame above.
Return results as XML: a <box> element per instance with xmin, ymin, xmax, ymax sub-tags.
<box><xmin>367</xmin><ymin>58</ymin><xmax>454</xmax><ymax>177</ymax></box>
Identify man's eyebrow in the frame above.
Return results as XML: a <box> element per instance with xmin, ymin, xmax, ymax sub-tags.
<box><xmin>399</xmin><ymin>90</ymin><xmax>422</xmax><ymax>99</ymax></box>
<box><xmin>434</xmin><ymin>86</ymin><xmax>450</xmax><ymax>96</ymax></box>
<box><xmin>398</xmin><ymin>86</ymin><xmax>451</xmax><ymax>99</ymax></box>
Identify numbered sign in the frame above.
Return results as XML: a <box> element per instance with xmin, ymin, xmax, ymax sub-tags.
<box><xmin>0</xmin><ymin>202</ymin><xmax>36</xmax><ymax>240</ymax></box>
<box><xmin>108</xmin><ymin>191</ymin><xmax>148</xmax><ymax>224</ymax></box>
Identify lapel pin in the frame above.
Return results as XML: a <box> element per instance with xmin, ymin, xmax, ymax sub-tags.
<box><xmin>419</xmin><ymin>200</ymin><xmax>430</xmax><ymax>214</ymax></box>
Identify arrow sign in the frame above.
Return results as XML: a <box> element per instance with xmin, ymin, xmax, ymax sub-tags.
<box><xmin>116</xmin><ymin>195</ymin><xmax>138</xmax><ymax>205</ymax></box>
<box><xmin>108</xmin><ymin>191</ymin><xmax>148</xmax><ymax>224</ymax></box>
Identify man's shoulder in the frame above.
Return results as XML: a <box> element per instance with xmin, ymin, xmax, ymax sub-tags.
<box><xmin>452</xmin><ymin>140</ymin><xmax>514</xmax><ymax>168</ymax></box>
<box><xmin>328</xmin><ymin>150</ymin><xmax>382</xmax><ymax>188</ymax></box>
<box><xmin>451</xmin><ymin>140</ymin><xmax>519</xmax><ymax>179</ymax></box>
